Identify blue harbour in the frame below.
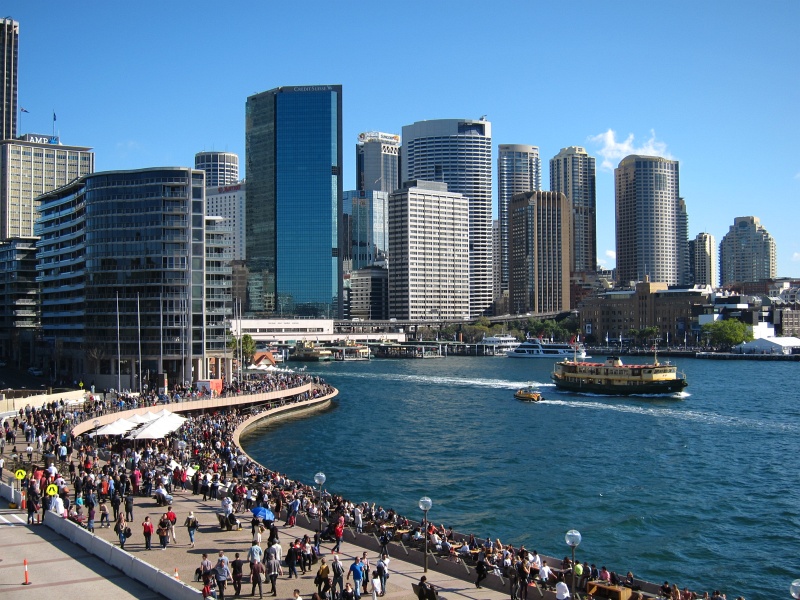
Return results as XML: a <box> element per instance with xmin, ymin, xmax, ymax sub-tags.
<box><xmin>241</xmin><ymin>356</ymin><xmax>800</xmax><ymax>599</ymax></box>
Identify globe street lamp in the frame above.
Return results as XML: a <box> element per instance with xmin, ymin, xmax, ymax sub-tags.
<box><xmin>419</xmin><ymin>496</ymin><xmax>432</xmax><ymax>572</ymax></box>
<box><xmin>565</xmin><ymin>529</ymin><xmax>582</xmax><ymax>597</ymax></box>
<box><xmin>237</xmin><ymin>454</ymin><xmax>248</xmax><ymax>480</ymax></box>
<box><xmin>314</xmin><ymin>472</ymin><xmax>326</xmax><ymax>534</ymax></box>
<box><xmin>791</xmin><ymin>579</ymin><xmax>800</xmax><ymax>599</ymax></box>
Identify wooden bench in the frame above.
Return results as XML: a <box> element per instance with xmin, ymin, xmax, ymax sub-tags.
<box><xmin>412</xmin><ymin>583</ymin><xmax>441</xmax><ymax>600</ymax></box>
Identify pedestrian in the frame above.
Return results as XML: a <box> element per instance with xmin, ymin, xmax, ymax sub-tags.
<box><xmin>476</xmin><ymin>556</ymin><xmax>488</xmax><ymax>588</ymax></box>
<box><xmin>331</xmin><ymin>554</ymin><xmax>345</xmax><ymax>599</ymax></box>
<box><xmin>286</xmin><ymin>539</ymin><xmax>300</xmax><ymax>578</ymax></box>
<box><xmin>87</xmin><ymin>501</ymin><xmax>96</xmax><ymax>533</ymax></box>
<box><xmin>251</xmin><ymin>559</ymin><xmax>266</xmax><ymax>598</ymax></box>
<box><xmin>247</xmin><ymin>538</ymin><xmax>264</xmax><ymax>567</ymax></box>
<box><xmin>142</xmin><ymin>515</ymin><xmax>154</xmax><ymax>550</ymax></box>
<box><xmin>347</xmin><ymin>556</ymin><xmax>364</xmax><ymax>600</ymax></box>
<box><xmin>361</xmin><ymin>552</ymin><xmax>371</xmax><ymax>594</ymax></box>
<box><xmin>371</xmin><ymin>571</ymin><xmax>383</xmax><ymax>600</ymax></box>
<box><xmin>231</xmin><ymin>552</ymin><xmax>244</xmax><ymax>596</ymax></box>
<box><xmin>114</xmin><ymin>514</ymin><xmax>128</xmax><ymax>549</ymax></box>
<box><xmin>376</xmin><ymin>554</ymin><xmax>389</xmax><ymax>595</ymax></box>
<box><xmin>266</xmin><ymin>553</ymin><xmax>283</xmax><ymax>596</ymax></box>
<box><xmin>158</xmin><ymin>513</ymin><xmax>170</xmax><ymax>549</ymax></box>
<box><xmin>215</xmin><ymin>554</ymin><xmax>232</xmax><ymax>600</ymax></box>
<box><xmin>124</xmin><ymin>492</ymin><xmax>134</xmax><ymax>521</ymax></box>
<box><xmin>185</xmin><ymin>510</ymin><xmax>199</xmax><ymax>548</ymax></box>
<box><xmin>99</xmin><ymin>501</ymin><xmax>110</xmax><ymax>528</ymax></box>
<box><xmin>315</xmin><ymin>557</ymin><xmax>331</xmax><ymax>596</ymax></box>
<box><xmin>167</xmin><ymin>505</ymin><xmax>178</xmax><ymax>543</ymax></box>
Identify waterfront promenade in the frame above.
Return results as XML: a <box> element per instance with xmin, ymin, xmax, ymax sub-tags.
<box><xmin>0</xmin><ymin>383</ymin><xmax>513</xmax><ymax>600</ymax></box>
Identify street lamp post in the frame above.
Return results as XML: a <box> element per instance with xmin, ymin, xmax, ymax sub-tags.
<box><xmin>237</xmin><ymin>455</ymin><xmax>248</xmax><ymax>480</ymax></box>
<box><xmin>791</xmin><ymin>579</ymin><xmax>800</xmax><ymax>599</ymax></box>
<box><xmin>565</xmin><ymin>529</ymin><xmax>582</xmax><ymax>598</ymax></box>
<box><xmin>419</xmin><ymin>496</ymin><xmax>432</xmax><ymax>572</ymax></box>
<box><xmin>314</xmin><ymin>472</ymin><xmax>326</xmax><ymax>534</ymax></box>
<box><xmin>93</xmin><ymin>419</ymin><xmax>100</xmax><ymax>439</ymax></box>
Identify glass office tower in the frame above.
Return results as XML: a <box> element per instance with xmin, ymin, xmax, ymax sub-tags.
<box><xmin>246</xmin><ymin>85</ymin><xmax>343</xmax><ymax>317</ymax></box>
<box><xmin>1</xmin><ymin>18</ymin><xmax>18</xmax><ymax>141</ymax></box>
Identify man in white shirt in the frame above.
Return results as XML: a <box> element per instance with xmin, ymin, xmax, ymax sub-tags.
<box><xmin>539</xmin><ymin>561</ymin><xmax>554</xmax><ymax>587</ymax></box>
<box><xmin>555</xmin><ymin>577</ymin><xmax>570</xmax><ymax>600</ymax></box>
<box><xmin>530</xmin><ymin>550</ymin><xmax>542</xmax><ymax>570</ymax></box>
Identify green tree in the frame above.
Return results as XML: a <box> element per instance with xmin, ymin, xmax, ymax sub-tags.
<box><xmin>701</xmin><ymin>319</ymin><xmax>753</xmax><ymax>349</ymax></box>
<box><xmin>229</xmin><ymin>333</ymin><xmax>257</xmax><ymax>365</ymax></box>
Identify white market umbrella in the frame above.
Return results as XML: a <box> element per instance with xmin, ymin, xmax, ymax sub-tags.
<box><xmin>127</xmin><ymin>413</ymin><xmax>187</xmax><ymax>440</ymax></box>
<box><xmin>95</xmin><ymin>418</ymin><xmax>138</xmax><ymax>436</ymax></box>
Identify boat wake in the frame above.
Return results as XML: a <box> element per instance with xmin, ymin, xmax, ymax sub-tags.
<box><xmin>539</xmin><ymin>397</ymin><xmax>800</xmax><ymax>433</ymax></box>
<box><xmin>319</xmin><ymin>370</ymin><xmax>550</xmax><ymax>390</ymax></box>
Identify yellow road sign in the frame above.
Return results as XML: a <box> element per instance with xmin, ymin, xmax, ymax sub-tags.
<box><xmin>15</xmin><ymin>469</ymin><xmax>26</xmax><ymax>480</ymax></box>
<box><xmin>46</xmin><ymin>484</ymin><xmax>58</xmax><ymax>496</ymax></box>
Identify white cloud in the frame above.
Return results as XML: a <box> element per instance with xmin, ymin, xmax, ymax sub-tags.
<box><xmin>597</xmin><ymin>249</ymin><xmax>616</xmax><ymax>268</ymax></box>
<box><xmin>792</xmin><ymin>252</ymin><xmax>800</xmax><ymax>262</ymax></box>
<box><xmin>588</xmin><ymin>129</ymin><xmax>673</xmax><ymax>171</ymax></box>
<box><xmin>605</xmin><ymin>249</ymin><xmax>616</xmax><ymax>260</ymax></box>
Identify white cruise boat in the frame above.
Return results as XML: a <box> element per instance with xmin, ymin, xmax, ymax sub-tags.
<box><xmin>507</xmin><ymin>339</ymin><xmax>587</xmax><ymax>359</ymax></box>
<box><xmin>479</xmin><ymin>334</ymin><xmax>521</xmax><ymax>353</ymax></box>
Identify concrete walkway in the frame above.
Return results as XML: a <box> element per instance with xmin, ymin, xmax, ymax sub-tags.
<box><xmin>78</xmin><ymin>485</ymin><xmax>510</xmax><ymax>600</ymax></box>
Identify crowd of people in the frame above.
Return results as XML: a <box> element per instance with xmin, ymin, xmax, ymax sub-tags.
<box><xmin>1</xmin><ymin>372</ymin><xmax>742</xmax><ymax>600</ymax></box>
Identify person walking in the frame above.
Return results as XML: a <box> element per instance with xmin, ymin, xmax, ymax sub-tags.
<box><xmin>114</xmin><ymin>514</ymin><xmax>128</xmax><ymax>549</ymax></box>
<box><xmin>286</xmin><ymin>539</ymin><xmax>301</xmax><ymax>579</ymax></box>
<box><xmin>331</xmin><ymin>554</ymin><xmax>345</xmax><ymax>600</ymax></box>
<box><xmin>266</xmin><ymin>554</ymin><xmax>283</xmax><ymax>596</ymax></box>
<box><xmin>247</xmin><ymin>538</ymin><xmax>264</xmax><ymax>567</ymax></box>
<box><xmin>167</xmin><ymin>505</ymin><xmax>178</xmax><ymax>544</ymax></box>
<box><xmin>231</xmin><ymin>552</ymin><xmax>244</xmax><ymax>596</ymax></box>
<box><xmin>185</xmin><ymin>511</ymin><xmax>199</xmax><ymax>548</ymax></box>
<box><xmin>124</xmin><ymin>492</ymin><xmax>134</xmax><ymax>521</ymax></box>
<box><xmin>376</xmin><ymin>554</ymin><xmax>389</xmax><ymax>596</ymax></box>
<box><xmin>332</xmin><ymin>519</ymin><xmax>344</xmax><ymax>553</ymax></box>
<box><xmin>347</xmin><ymin>556</ymin><xmax>364</xmax><ymax>600</ymax></box>
<box><xmin>316</xmin><ymin>557</ymin><xmax>331</xmax><ymax>596</ymax></box>
<box><xmin>215</xmin><ymin>554</ymin><xmax>232</xmax><ymax>600</ymax></box>
<box><xmin>158</xmin><ymin>513</ymin><xmax>171</xmax><ymax>549</ymax></box>
<box><xmin>476</xmin><ymin>556</ymin><xmax>488</xmax><ymax>588</ymax></box>
<box><xmin>142</xmin><ymin>516</ymin><xmax>154</xmax><ymax>550</ymax></box>
<box><xmin>250</xmin><ymin>559</ymin><xmax>266</xmax><ymax>598</ymax></box>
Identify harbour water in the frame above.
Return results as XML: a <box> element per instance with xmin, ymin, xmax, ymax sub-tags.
<box><xmin>240</xmin><ymin>355</ymin><xmax>800</xmax><ymax>598</ymax></box>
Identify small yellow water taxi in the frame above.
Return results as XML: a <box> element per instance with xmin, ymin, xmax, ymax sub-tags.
<box><xmin>514</xmin><ymin>386</ymin><xmax>542</xmax><ymax>402</ymax></box>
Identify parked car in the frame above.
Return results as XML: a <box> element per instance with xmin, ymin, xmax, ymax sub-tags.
<box><xmin>27</xmin><ymin>367</ymin><xmax>43</xmax><ymax>376</ymax></box>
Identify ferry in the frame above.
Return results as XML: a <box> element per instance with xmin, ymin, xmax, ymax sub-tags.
<box><xmin>514</xmin><ymin>386</ymin><xmax>543</xmax><ymax>402</ymax></box>
<box><xmin>479</xmin><ymin>334</ymin><xmax>521</xmax><ymax>354</ymax></box>
<box><xmin>551</xmin><ymin>355</ymin><xmax>688</xmax><ymax>395</ymax></box>
<box><xmin>507</xmin><ymin>339</ymin><xmax>587</xmax><ymax>359</ymax></box>
<box><xmin>289</xmin><ymin>341</ymin><xmax>333</xmax><ymax>362</ymax></box>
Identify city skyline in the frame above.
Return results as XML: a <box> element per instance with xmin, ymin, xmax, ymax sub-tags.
<box><xmin>4</xmin><ymin>2</ymin><xmax>799</xmax><ymax>278</ymax></box>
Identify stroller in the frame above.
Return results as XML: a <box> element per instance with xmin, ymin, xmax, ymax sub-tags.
<box><xmin>320</xmin><ymin>522</ymin><xmax>337</xmax><ymax>542</ymax></box>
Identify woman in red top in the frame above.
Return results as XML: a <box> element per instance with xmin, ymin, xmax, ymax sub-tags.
<box><xmin>142</xmin><ymin>516</ymin><xmax>154</xmax><ymax>550</ymax></box>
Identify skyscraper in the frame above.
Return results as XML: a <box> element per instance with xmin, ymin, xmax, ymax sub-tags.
<box><xmin>1</xmin><ymin>18</ymin><xmax>18</xmax><ymax>141</ymax></box>
<box><xmin>206</xmin><ymin>181</ymin><xmax>246</xmax><ymax>261</ymax></box>
<box><xmin>356</xmin><ymin>132</ymin><xmax>400</xmax><ymax>194</ymax></box>
<box><xmin>402</xmin><ymin>118</ymin><xmax>492</xmax><ymax>316</ymax></box>
<box><xmin>691</xmin><ymin>232</ymin><xmax>716</xmax><ymax>287</ymax></box>
<box><xmin>245</xmin><ymin>85</ymin><xmax>343</xmax><ymax>318</ymax></box>
<box><xmin>388</xmin><ymin>180</ymin><xmax>469</xmax><ymax>320</ymax></box>
<box><xmin>195</xmin><ymin>151</ymin><xmax>239</xmax><ymax>187</ymax></box>
<box><xmin>509</xmin><ymin>191</ymin><xmax>572</xmax><ymax>314</ymax></box>
<box><xmin>498</xmin><ymin>144</ymin><xmax>541</xmax><ymax>299</ymax></box>
<box><xmin>719</xmin><ymin>216</ymin><xmax>776</xmax><ymax>286</ymax></box>
<box><xmin>0</xmin><ymin>135</ymin><xmax>94</xmax><ymax>239</ymax></box>
<box><xmin>550</xmin><ymin>146</ymin><xmax>597</xmax><ymax>273</ymax></box>
<box><xmin>343</xmin><ymin>190</ymin><xmax>388</xmax><ymax>271</ymax></box>
<box><xmin>615</xmin><ymin>155</ymin><xmax>687</xmax><ymax>285</ymax></box>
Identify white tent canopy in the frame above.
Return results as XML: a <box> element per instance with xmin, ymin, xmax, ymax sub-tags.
<box><xmin>127</xmin><ymin>412</ymin><xmax>159</xmax><ymax>424</ymax></box>
<box><xmin>95</xmin><ymin>418</ymin><xmax>138</xmax><ymax>436</ymax></box>
<box><xmin>126</xmin><ymin>411</ymin><xmax>187</xmax><ymax>440</ymax></box>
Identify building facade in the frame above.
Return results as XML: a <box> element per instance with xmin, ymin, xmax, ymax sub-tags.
<box><xmin>550</xmin><ymin>146</ymin><xmax>596</xmax><ymax>274</ymax></box>
<box><xmin>245</xmin><ymin>85</ymin><xmax>343</xmax><ymax>318</ymax></box>
<box><xmin>615</xmin><ymin>155</ymin><xmax>687</xmax><ymax>286</ymax></box>
<box><xmin>388</xmin><ymin>180</ymin><xmax>469</xmax><ymax>321</ymax></box>
<box><xmin>509</xmin><ymin>191</ymin><xmax>572</xmax><ymax>315</ymax></box>
<box><xmin>1</xmin><ymin>18</ymin><xmax>18</xmax><ymax>141</ymax></box>
<box><xmin>719</xmin><ymin>216</ymin><xmax>777</xmax><ymax>287</ymax></box>
<box><xmin>0</xmin><ymin>236</ymin><xmax>38</xmax><ymax>365</ymax></box>
<box><xmin>206</xmin><ymin>181</ymin><xmax>246</xmax><ymax>261</ymax></box>
<box><xmin>0</xmin><ymin>135</ymin><xmax>94</xmax><ymax>239</ymax></box>
<box><xmin>498</xmin><ymin>144</ymin><xmax>540</xmax><ymax>300</ymax></box>
<box><xmin>356</xmin><ymin>131</ymin><xmax>400</xmax><ymax>194</ymax></box>
<box><xmin>349</xmin><ymin>266</ymin><xmax>389</xmax><ymax>321</ymax></box>
<box><xmin>343</xmin><ymin>189</ymin><xmax>388</xmax><ymax>271</ymax></box>
<box><xmin>579</xmin><ymin>279</ymin><xmax>712</xmax><ymax>345</ymax></box>
<box><xmin>35</xmin><ymin>168</ymin><xmax>220</xmax><ymax>389</ymax></box>
<box><xmin>402</xmin><ymin>118</ymin><xmax>492</xmax><ymax>316</ymax></box>
<box><xmin>691</xmin><ymin>232</ymin><xmax>716</xmax><ymax>287</ymax></box>
<box><xmin>195</xmin><ymin>151</ymin><xmax>239</xmax><ymax>187</ymax></box>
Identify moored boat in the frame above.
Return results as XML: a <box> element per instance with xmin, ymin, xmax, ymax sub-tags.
<box><xmin>514</xmin><ymin>386</ymin><xmax>543</xmax><ymax>402</ymax></box>
<box><xmin>508</xmin><ymin>339</ymin><xmax>587</xmax><ymax>359</ymax></box>
<box><xmin>289</xmin><ymin>340</ymin><xmax>333</xmax><ymax>362</ymax></box>
<box><xmin>551</xmin><ymin>355</ymin><xmax>688</xmax><ymax>395</ymax></box>
<box><xmin>479</xmin><ymin>334</ymin><xmax>521</xmax><ymax>354</ymax></box>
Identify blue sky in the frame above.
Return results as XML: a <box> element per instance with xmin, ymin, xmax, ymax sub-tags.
<box><xmin>8</xmin><ymin>1</ymin><xmax>800</xmax><ymax>277</ymax></box>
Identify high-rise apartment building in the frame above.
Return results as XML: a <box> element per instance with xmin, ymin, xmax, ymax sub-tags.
<box><xmin>356</xmin><ymin>132</ymin><xmax>400</xmax><ymax>194</ymax></box>
<box><xmin>615</xmin><ymin>155</ymin><xmax>687</xmax><ymax>286</ymax></box>
<box><xmin>343</xmin><ymin>190</ymin><xmax>388</xmax><ymax>271</ymax></box>
<box><xmin>1</xmin><ymin>18</ymin><xmax>18</xmax><ymax>141</ymax></box>
<box><xmin>195</xmin><ymin>151</ymin><xmax>239</xmax><ymax>187</ymax></box>
<box><xmin>550</xmin><ymin>146</ymin><xmax>597</xmax><ymax>273</ymax></box>
<box><xmin>691</xmin><ymin>232</ymin><xmax>716</xmax><ymax>287</ymax></box>
<box><xmin>245</xmin><ymin>85</ymin><xmax>343</xmax><ymax>318</ymax></box>
<box><xmin>35</xmin><ymin>168</ymin><xmax>222</xmax><ymax>388</ymax></box>
<box><xmin>0</xmin><ymin>135</ymin><xmax>94</xmax><ymax>239</ymax></box>
<box><xmin>509</xmin><ymin>191</ymin><xmax>572</xmax><ymax>314</ymax></box>
<box><xmin>206</xmin><ymin>181</ymin><xmax>246</xmax><ymax>261</ymax></box>
<box><xmin>719</xmin><ymin>216</ymin><xmax>776</xmax><ymax>286</ymax></box>
<box><xmin>498</xmin><ymin>144</ymin><xmax>540</xmax><ymax>299</ymax></box>
<box><xmin>388</xmin><ymin>180</ymin><xmax>469</xmax><ymax>321</ymax></box>
<box><xmin>402</xmin><ymin>118</ymin><xmax>492</xmax><ymax>317</ymax></box>
<box><xmin>0</xmin><ymin>236</ymin><xmax>38</xmax><ymax>364</ymax></box>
